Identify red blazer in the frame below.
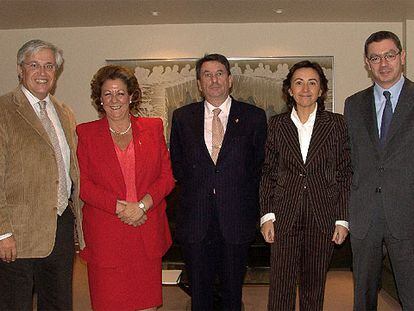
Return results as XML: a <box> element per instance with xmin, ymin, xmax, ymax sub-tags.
<box><xmin>76</xmin><ymin>116</ymin><xmax>175</xmax><ymax>267</ymax></box>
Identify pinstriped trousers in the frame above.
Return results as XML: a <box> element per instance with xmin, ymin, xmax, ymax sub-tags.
<box><xmin>268</xmin><ymin>194</ymin><xmax>334</xmax><ymax>311</ymax></box>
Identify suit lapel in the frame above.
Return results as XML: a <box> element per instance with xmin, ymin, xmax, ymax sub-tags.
<box><xmin>12</xmin><ymin>88</ymin><xmax>53</xmax><ymax>149</ymax></box>
<box><xmin>280</xmin><ymin>113</ymin><xmax>304</xmax><ymax>167</ymax></box>
<box><xmin>384</xmin><ymin>79</ymin><xmax>414</xmax><ymax>149</ymax></box>
<box><xmin>52</xmin><ymin>96</ymin><xmax>74</xmax><ymax>150</ymax></box>
<box><xmin>306</xmin><ymin>111</ymin><xmax>333</xmax><ymax>165</ymax></box>
<box><xmin>132</xmin><ymin>117</ymin><xmax>151</xmax><ymax>185</ymax></box>
<box><xmin>192</xmin><ymin>102</ymin><xmax>212</xmax><ymax>163</ymax></box>
<box><xmin>96</xmin><ymin>118</ymin><xmax>126</xmax><ymax>193</ymax></box>
<box><xmin>360</xmin><ymin>87</ymin><xmax>381</xmax><ymax>151</ymax></box>
<box><xmin>217</xmin><ymin>99</ymin><xmax>242</xmax><ymax>164</ymax></box>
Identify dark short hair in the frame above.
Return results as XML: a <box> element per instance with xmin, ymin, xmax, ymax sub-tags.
<box><xmin>364</xmin><ymin>31</ymin><xmax>402</xmax><ymax>57</ymax></box>
<box><xmin>195</xmin><ymin>53</ymin><xmax>231</xmax><ymax>80</ymax></box>
<box><xmin>282</xmin><ymin>60</ymin><xmax>328</xmax><ymax>112</ymax></box>
<box><xmin>90</xmin><ymin>65</ymin><xmax>141</xmax><ymax>115</ymax></box>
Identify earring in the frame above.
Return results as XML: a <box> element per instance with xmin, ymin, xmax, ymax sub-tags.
<box><xmin>100</xmin><ymin>102</ymin><xmax>103</xmax><ymax>106</ymax></box>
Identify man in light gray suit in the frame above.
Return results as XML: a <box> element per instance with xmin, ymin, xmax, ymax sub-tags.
<box><xmin>344</xmin><ymin>31</ymin><xmax>414</xmax><ymax>310</ymax></box>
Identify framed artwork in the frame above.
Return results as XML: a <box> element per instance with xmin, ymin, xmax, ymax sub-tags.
<box><xmin>107</xmin><ymin>56</ymin><xmax>334</xmax><ymax>139</ymax></box>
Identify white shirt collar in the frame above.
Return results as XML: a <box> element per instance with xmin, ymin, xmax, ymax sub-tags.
<box><xmin>21</xmin><ymin>85</ymin><xmax>52</xmax><ymax>112</ymax></box>
<box><xmin>290</xmin><ymin>104</ymin><xmax>318</xmax><ymax>127</ymax></box>
<box><xmin>204</xmin><ymin>96</ymin><xmax>232</xmax><ymax>116</ymax></box>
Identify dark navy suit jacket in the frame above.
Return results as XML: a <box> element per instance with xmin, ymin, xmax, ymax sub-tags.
<box><xmin>170</xmin><ymin>98</ymin><xmax>267</xmax><ymax>244</ymax></box>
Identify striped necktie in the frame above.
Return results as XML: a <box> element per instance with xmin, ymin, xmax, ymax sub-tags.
<box><xmin>211</xmin><ymin>108</ymin><xmax>224</xmax><ymax>164</ymax></box>
<box><xmin>38</xmin><ymin>100</ymin><xmax>68</xmax><ymax>214</ymax></box>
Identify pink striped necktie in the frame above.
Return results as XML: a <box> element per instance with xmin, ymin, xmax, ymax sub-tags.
<box><xmin>211</xmin><ymin>108</ymin><xmax>224</xmax><ymax>164</ymax></box>
<box><xmin>38</xmin><ymin>100</ymin><xmax>68</xmax><ymax>214</ymax></box>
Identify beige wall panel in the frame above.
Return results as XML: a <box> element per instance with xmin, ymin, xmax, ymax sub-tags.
<box><xmin>0</xmin><ymin>22</ymin><xmax>402</xmax><ymax>123</ymax></box>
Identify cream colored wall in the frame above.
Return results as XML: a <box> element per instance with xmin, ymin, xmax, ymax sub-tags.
<box><xmin>0</xmin><ymin>22</ymin><xmax>402</xmax><ymax>123</ymax></box>
<box><xmin>405</xmin><ymin>20</ymin><xmax>414</xmax><ymax>81</ymax></box>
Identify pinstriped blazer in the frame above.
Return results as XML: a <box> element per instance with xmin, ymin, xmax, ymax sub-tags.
<box><xmin>260</xmin><ymin>110</ymin><xmax>352</xmax><ymax>236</ymax></box>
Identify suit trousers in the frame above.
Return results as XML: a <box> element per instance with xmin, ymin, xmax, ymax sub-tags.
<box><xmin>268</xmin><ymin>194</ymin><xmax>334</xmax><ymax>311</ymax></box>
<box><xmin>351</xmin><ymin>206</ymin><xmax>414</xmax><ymax>311</ymax></box>
<box><xmin>0</xmin><ymin>207</ymin><xmax>75</xmax><ymax>310</ymax></box>
<box><xmin>180</xmin><ymin>199</ymin><xmax>250</xmax><ymax>311</ymax></box>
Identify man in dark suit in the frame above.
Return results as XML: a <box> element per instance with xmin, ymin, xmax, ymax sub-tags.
<box><xmin>344</xmin><ymin>31</ymin><xmax>414</xmax><ymax>310</ymax></box>
<box><xmin>170</xmin><ymin>53</ymin><xmax>267</xmax><ymax>310</ymax></box>
<box><xmin>0</xmin><ymin>39</ymin><xmax>84</xmax><ymax>310</ymax></box>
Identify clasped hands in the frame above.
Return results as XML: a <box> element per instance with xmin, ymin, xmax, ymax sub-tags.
<box><xmin>116</xmin><ymin>200</ymin><xmax>147</xmax><ymax>227</ymax></box>
<box><xmin>116</xmin><ymin>194</ymin><xmax>153</xmax><ymax>227</ymax></box>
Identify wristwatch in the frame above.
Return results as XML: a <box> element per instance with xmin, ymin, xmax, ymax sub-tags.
<box><xmin>138</xmin><ymin>201</ymin><xmax>147</xmax><ymax>214</ymax></box>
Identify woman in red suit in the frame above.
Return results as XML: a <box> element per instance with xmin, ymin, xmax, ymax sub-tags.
<box><xmin>77</xmin><ymin>65</ymin><xmax>175</xmax><ymax>311</ymax></box>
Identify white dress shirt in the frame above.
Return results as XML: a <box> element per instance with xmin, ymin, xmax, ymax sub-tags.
<box><xmin>204</xmin><ymin>96</ymin><xmax>232</xmax><ymax>155</ymax></box>
<box><xmin>0</xmin><ymin>87</ymin><xmax>72</xmax><ymax>241</ymax></box>
<box><xmin>260</xmin><ymin>105</ymin><xmax>348</xmax><ymax>229</ymax></box>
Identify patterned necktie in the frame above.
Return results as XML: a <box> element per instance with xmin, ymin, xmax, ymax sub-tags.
<box><xmin>211</xmin><ymin>108</ymin><xmax>224</xmax><ymax>164</ymax></box>
<box><xmin>38</xmin><ymin>100</ymin><xmax>68</xmax><ymax>214</ymax></box>
<box><xmin>380</xmin><ymin>91</ymin><xmax>393</xmax><ymax>147</ymax></box>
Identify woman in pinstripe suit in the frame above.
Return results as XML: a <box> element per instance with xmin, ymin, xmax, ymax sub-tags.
<box><xmin>259</xmin><ymin>61</ymin><xmax>352</xmax><ymax>310</ymax></box>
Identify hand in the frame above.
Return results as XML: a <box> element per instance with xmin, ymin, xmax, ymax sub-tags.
<box><xmin>132</xmin><ymin>214</ymin><xmax>148</xmax><ymax>227</ymax></box>
<box><xmin>116</xmin><ymin>201</ymin><xmax>146</xmax><ymax>226</ymax></box>
<box><xmin>0</xmin><ymin>236</ymin><xmax>17</xmax><ymax>263</ymax></box>
<box><xmin>261</xmin><ymin>220</ymin><xmax>275</xmax><ymax>243</ymax></box>
<box><xmin>332</xmin><ymin>224</ymin><xmax>349</xmax><ymax>245</ymax></box>
<box><xmin>116</xmin><ymin>200</ymin><xmax>127</xmax><ymax>214</ymax></box>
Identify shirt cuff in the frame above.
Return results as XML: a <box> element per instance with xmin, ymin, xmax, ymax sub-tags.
<box><xmin>335</xmin><ymin>220</ymin><xmax>349</xmax><ymax>230</ymax></box>
<box><xmin>0</xmin><ymin>233</ymin><xmax>12</xmax><ymax>240</ymax></box>
<box><xmin>260</xmin><ymin>213</ymin><xmax>276</xmax><ymax>226</ymax></box>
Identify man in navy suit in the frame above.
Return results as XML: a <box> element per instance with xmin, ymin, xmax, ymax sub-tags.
<box><xmin>170</xmin><ymin>54</ymin><xmax>267</xmax><ymax>310</ymax></box>
<box><xmin>344</xmin><ymin>31</ymin><xmax>414</xmax><ymax>310</ymax></box>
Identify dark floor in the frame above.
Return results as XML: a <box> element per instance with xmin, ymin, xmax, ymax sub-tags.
<box><xmin>72</xmin><ymin>255</ymin><xmax>401</xmax><ymax>311</ymax></box>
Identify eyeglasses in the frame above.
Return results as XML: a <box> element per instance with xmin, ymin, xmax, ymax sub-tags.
<box><xmin>368</xmin><ymin>51</ymin><xmax>401</xmax><ymax>64</ymax></box>
<box><xmin>22</xmin><ymin>62</ymin><xmax>57</xmax><ymax>72</ymax></box>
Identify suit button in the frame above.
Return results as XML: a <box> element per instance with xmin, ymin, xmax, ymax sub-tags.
<box><xmin>375</xmin><ymin>187</ymin><xmax>382</xmax><ymax>193</ymax></box>
<box><xmin>215</xmin><ymin>169</ymin><xmax>219</xmax><ymax>173</ymax></box>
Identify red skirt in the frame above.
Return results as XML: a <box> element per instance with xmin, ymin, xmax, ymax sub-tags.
<box><xmin>87</xmin><ymin>244</ymin><xmax>162</xmax><ymax>311</ymax></box>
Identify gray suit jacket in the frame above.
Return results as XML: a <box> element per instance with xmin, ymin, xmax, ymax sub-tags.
<box><xmin>344</xmin><ymin>78</ymin><xmax>414</xmax><ymax>240</ymax></box>
<box><xmin>0</xmin><ymin>87</ymin><xmax>85</xmax><ymax>258</ymax></box>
